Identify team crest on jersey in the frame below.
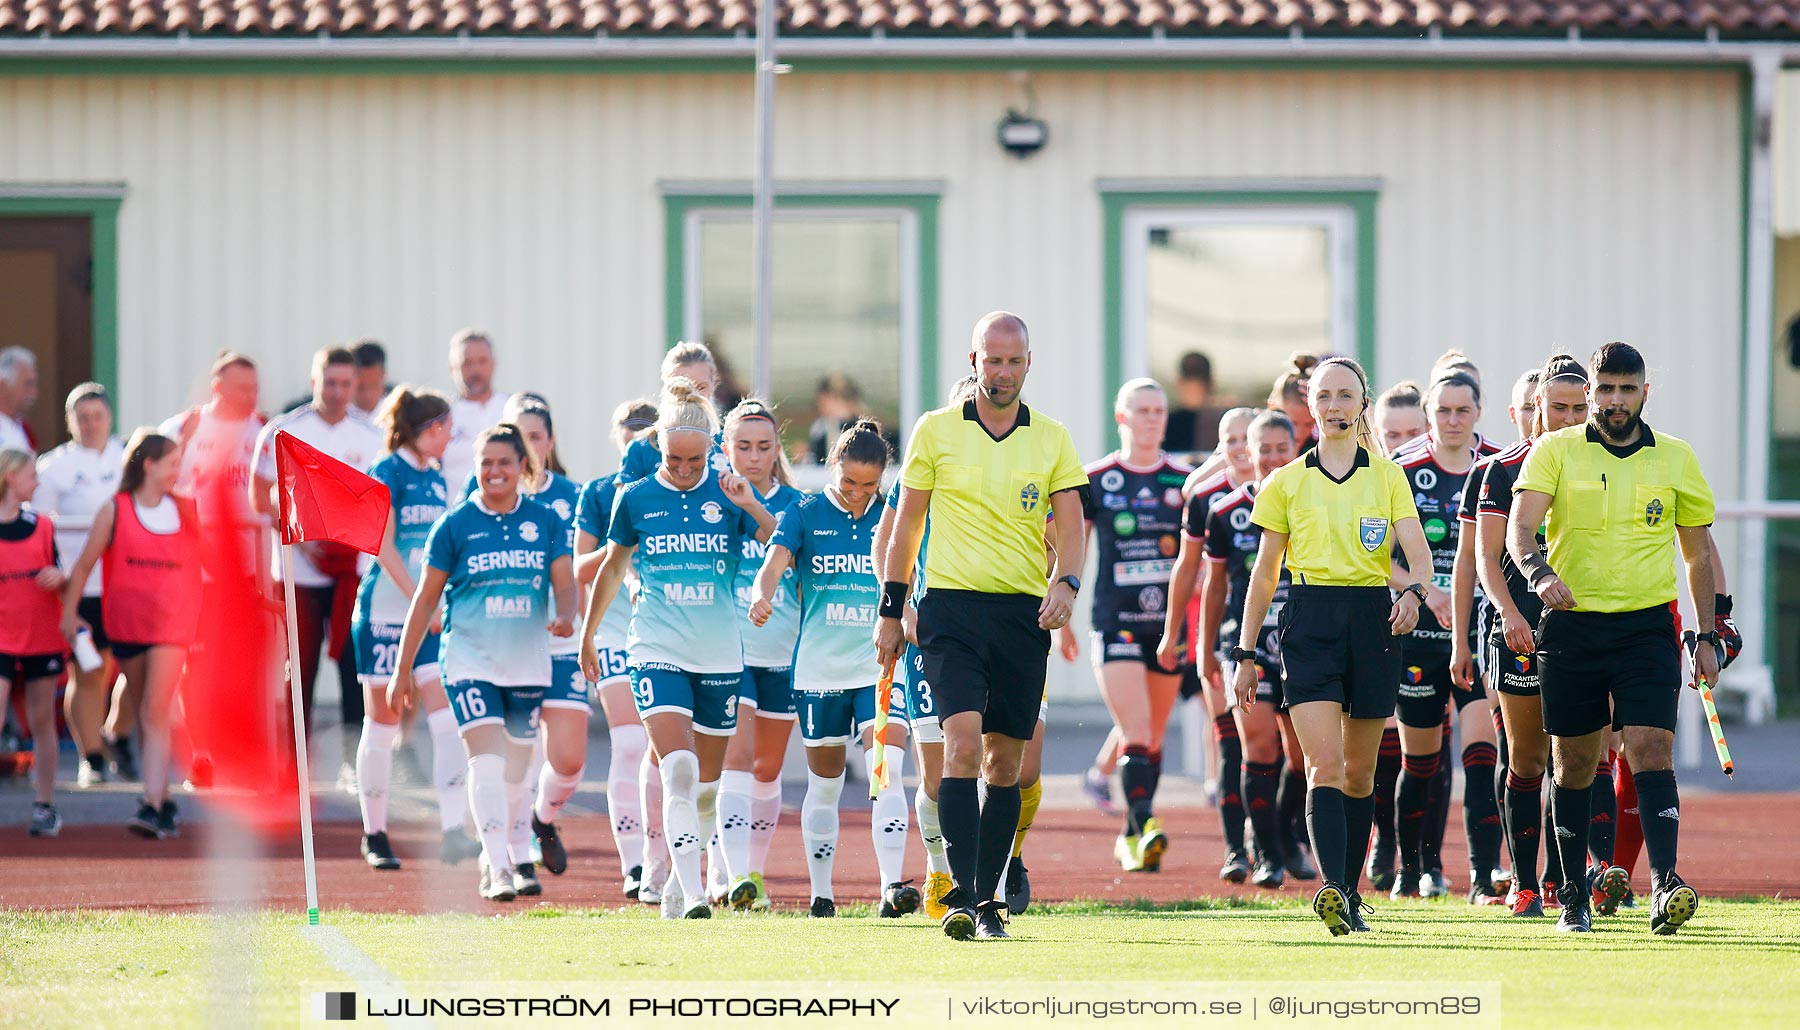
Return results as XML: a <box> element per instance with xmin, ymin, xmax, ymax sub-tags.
<box><xmin>1359</xmin><ymin>516</ymin><xmax>1388</xmax><ymax>552</ymax></box>
<box><xmin>1137</xmin><ymin>586</ymin><xmax>1165</xmax><ymax>613</ymax></box>
<box><xmin>1230</xmin><ymin>508</ymin><xmax>1253</xmax><ymax>530</ymax></box>
<box><xmin>519</xmin><ymin>521</ymin><xmax>540</xmax><ymax>543</ymax></box>
<box><xmin>710</xmin><ymin>452</ymin><xmax>732</xmax><ymax>474</ymax></box>
<box><xmin>1644</xmin><ymin>497</ymin><xmax>1663</xmax><ymax>526</ymax></box>
<box><xmin>1100</xmin><ymin>469</ymin><xmax>1125</xmax><ymax>493</ymax></box>
<box><xmin>552</xmin><ymin>499</ymin><xmax>572</xmax><ymax>520</ymax></box>
<box><xmin>1020</xmin><ymin>482</ymin><xmax>1040</xmax><ymax>512</ymax></box>
<box><xmin>1414</xmin><ymin>467</ymin><xmax>1438</xmax><ymax>490</ymax></box>
<box><xmin>701</xmin><ymin>501</ymin><xmax>724</xmax><ymax>524</ymax></box>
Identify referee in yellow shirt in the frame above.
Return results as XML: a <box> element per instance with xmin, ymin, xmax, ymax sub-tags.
<box><xmin>1508</xmin><ymin>342</ymin><xmax>1716</xmax><ymax>936</ymax></box>
<box><xmin>876</xmin><ymin>311</ymin><xmax>1088</xmax><ymax>942</ymax></box>
<box><xmin>1232</xmin><ymin>357</ymin><xmax>1435</xmax><ymax>937</ymax></box>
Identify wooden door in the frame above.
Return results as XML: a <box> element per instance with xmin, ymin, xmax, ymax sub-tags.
<box><xmin>0</xmin><ymin>218</ymin><xmax>93</xmax><ymax>450</ymax></box>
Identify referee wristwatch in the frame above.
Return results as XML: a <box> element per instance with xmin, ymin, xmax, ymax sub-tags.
<box><xmin>1401</xmin><ymin>583</ymin><xmax>1428</xmax><ymax>605</ymax></box>
<box><xmin>1056</xmin><ymin>574</ymin><xmax>1081</xmax><ymax>595</ymax></box>
<box><xmin>1228</xmin><ymin>646</ymin><xmax>1258</xmax><ymax>663</ymax></box>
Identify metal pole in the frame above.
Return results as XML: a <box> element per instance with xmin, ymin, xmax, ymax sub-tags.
<box><xmin>281</xmin><ymin>540</ymin><xmax>322</xmax><ymax>924</ymax></box>
<box><xmin>1735</xmin><ymin>51</ymin><xmax>1780</xmax><ymax>722</ymax></box>
<box><xmin>750</xmin><ymin>0</ymin><xmax>778</xmax><ymax>401</ymax></box>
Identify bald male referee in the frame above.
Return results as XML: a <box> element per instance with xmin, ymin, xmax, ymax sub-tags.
<box><xmin>876</xmin><ymin>311</ymin><xmax>1089</xmax><ymax>941</ymax></box>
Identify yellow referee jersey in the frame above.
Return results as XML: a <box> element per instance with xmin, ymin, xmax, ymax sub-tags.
<box><xmin>1515</xmin><ymin>423</ymin><xmax>1714</xmax><ymax>613</ymax></box>
<box><xmin>1250</xmin><ymin>447</ymin><xmax>1419</xmax><ymax>587</ymax></box>
<box><xmin>901</xmin><ymin>401</ymin><xmax>1088</xmax><ymax>597</ymax></box>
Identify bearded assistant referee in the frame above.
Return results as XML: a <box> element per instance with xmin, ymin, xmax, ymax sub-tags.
<box><xmin>875</xmin><ymin>311</ymin><xmax>1088</xmax><ymax>942</ymax></box>
<box><xmin>1507</xmin><ymin>341</ymin><xmax>1717</xmax><ymax>936</ymax></box>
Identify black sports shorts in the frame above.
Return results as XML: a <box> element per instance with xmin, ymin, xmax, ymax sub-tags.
<box><xmin>1485</xmin><ymin>631</ymin><xmax>1540</xmax><ymax>697</ymax></box>
<box><xmin>1395</xmin><ymin>653</ymin><xmax>1485</xmax><ymax>728</ymax></box>
<box><xmin>1536</xmin><ymin>603</ymin><xmax>1679</xmax><ymax>738</ymax></box>
<box><xmin>1277</xmin><ymin>584</ymin><xmax>1401</xmax><ymax>719</ymax></box>
<box><xmin>917</xmin><ymin>589</ymin><xmax>1049</xmax><ymax>741</ymax></box>
<box><xmin>77</xmin><ymin>596</ymin><xmax>110</xmax><ymax>652</ymax></box>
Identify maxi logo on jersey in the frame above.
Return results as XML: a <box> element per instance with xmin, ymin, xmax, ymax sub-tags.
<box><xmin>771</xmin><ymin>490</ymin><xmax>886</xmax><ymax>692</ymax></box>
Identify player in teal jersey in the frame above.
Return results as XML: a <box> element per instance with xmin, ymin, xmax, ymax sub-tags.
<box><xmin>750</xmin><ymin>420</ymin><xmax>917</xmax><ymax>919</ymax></box>
<box><xmin>390</xmin><ymin>423</ymin><xmax>578</xmax><ymax>902</ymax></box>
<box><xmin>575</xmin><ymin>398</ymin><xmax>660</xmax><ymax>902</ymax></box>
<box><xmin>503</xmin><ymin>400</ymin><xmax>585</xmax><ymax>894</ymax></box>
<box><xmin>350</xmin><ymin>387</ymin><xmax>481</xmax><ymax>871</ymax></box>
<box><xmin>714</xmin><ymin>399</ymin><xmax>802</xmax><ymax>912</ymax></box>
<box><xmin>580</xmin><ymin>379</ymin><xmax>778</xmax><ymax>918</ymax></box>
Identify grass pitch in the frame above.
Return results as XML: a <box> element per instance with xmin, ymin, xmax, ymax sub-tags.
<box><xmin>3</xmin><ymin>897</ymin><xmax>1796</xmax><ymax>1029</ymax></box>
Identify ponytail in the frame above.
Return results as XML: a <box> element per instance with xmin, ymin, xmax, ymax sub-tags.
<box><xmin>376</xmin><ymin>385</ymin><xmax>451</xmax><ymax>456</ymax></box>
<box><xmin>828</xmin><ymin>418</ymin><xmax>891</xmax><ymax>469</ymax></box>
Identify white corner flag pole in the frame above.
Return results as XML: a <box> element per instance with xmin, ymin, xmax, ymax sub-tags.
<box><xmin>277</xmin><ymin>494</ymin><xmax>323</xmax><ymax>926</ymax></box>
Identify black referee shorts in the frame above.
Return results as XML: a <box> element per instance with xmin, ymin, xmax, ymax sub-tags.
<box><xmin>917</xmin><ymin>589</ymin><xmax>1049</xmax><ymax>741</ymax></box>
<box><xmin>1277</xmin><ymin>585</ymin><xmax>1401</xmax><ymax>719</ymax></box>
<box><xmin>1536</xmin><ymin>603</ymin><xmax>1680</xmax><ymax>738</ymax></box>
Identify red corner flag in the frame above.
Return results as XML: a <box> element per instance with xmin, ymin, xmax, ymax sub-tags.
<box><xmin>274</xmin><ymin>431</ymin><xmax>389</xmax><ymax>555</ymax></box>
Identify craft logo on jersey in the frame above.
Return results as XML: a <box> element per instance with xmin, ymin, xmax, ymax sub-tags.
<box><xmin>1113</xmin><ymin>512</ymin><xmax>1137</xmax><ymax>537</ymax></box>
<box><xmin>1423</xmin><ymin>517</ymin><xmax>1448</xmax><ymax>544</ymax></box>
<box><xmin>1414</xmin><ymin>467</ymin><xmax>1438</xmax><ymax>491</ymax></box>
<box><xmin>1019</xmin><ymin>482</ymin><xmax>1040</xmax><ymax>513</ymax></box>
<box><xmin>701</xmin><ymin>501</ymin><xmax>724</xmax><ymax>524</ymax></box>
<box><xmin>1359</xmin><ymin>516</ymin><xmax>1388</xmax><ymax>552</ymax></box>
<box><xmin>1100</xmin><ymin>469</ymin><xmax>1125</xmax><ymax>493</ymax></box>
<box><xmin>1645</xmin><ymin>497</ymin><xmax>1663</xmax><ymax>527</ymax></box>
<box><xmin>519</xmin><ymin>521</ymin><xmax>539</xmax><ymax>543</ymax></box>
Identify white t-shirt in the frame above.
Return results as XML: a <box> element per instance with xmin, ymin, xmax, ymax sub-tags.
<box><xmin>136</xmin><ymin>495</ymin><xmax>181</xmax><ymax>535</ymax></box>
<box><xmin>252</xmin><ymin>406</ymin><xmax>384</xmax><ymax>587</ymax></box>
<box><xmin>35</xmin><ymin>436</ymin><xmax>125</xmax><ymax>596</ymax></box>
<box><xmin>0</xmin><ymin>414</ymin><xmax>28</xmax><ymax>453</ymax></box>
<box><xmin>443</xmin><ymin>392</ymin><xmax>509</xmax><ymax>494</ymax></box>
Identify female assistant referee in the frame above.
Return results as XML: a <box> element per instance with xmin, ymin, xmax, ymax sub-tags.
<box><xmin>1231</xmin><ymin>356</ymin><xmax>1434</xmax><ymax>937</ymax></box>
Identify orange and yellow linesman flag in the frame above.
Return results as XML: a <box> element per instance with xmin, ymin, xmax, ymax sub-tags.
<box><xmin>1684</xmin><ymin>631</ymin><xmax>1735</xmax><ymax>779</ymax></box>
<box><xmin>869</xmin><ymin>656</ymin><xmax>899</xmax><ymax>800</ymax></box>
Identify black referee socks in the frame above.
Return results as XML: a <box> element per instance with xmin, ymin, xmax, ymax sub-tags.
<box><xmin>975</xmin><ymin>783</ymin><xmax>1022</xmax><ymax>905</ymax></box>
<box><xmin>1551</xmin><ymin>782</ymin><xmax>1592</xmax><ymax>906</ymax></box>
<box><xmin>1341</xmin><ymin>791</ymin><xmax>1375</xmax><ymax>896</ymax></box>
<box><xmin>1589</xmin><ymin>758</ymin><xmax>1617</xmax><ymax>868</ymax></box>
<box><xmin>1306</xmin><ymin>786</ymin><xmax>1348</xmax><ymax>887</ymax></box>
<box><xmin>1631</xmin><ymin>768</ymin><xmax>1681</xmax><ymax>892</ymax></box>
<box><xmin>939</xmin><ymin>777</ymin><xmax>981</xmax><ymax>898</ymax></box>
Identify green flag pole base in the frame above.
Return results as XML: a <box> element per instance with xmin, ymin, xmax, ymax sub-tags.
<box><xmin>307</xmin><ymin>908</ymin><xmax>320</xmax><ymax>926</ymax></box>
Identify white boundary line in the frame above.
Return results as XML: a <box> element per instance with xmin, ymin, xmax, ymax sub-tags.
<box><xmin>302</xmin><ymin>925</ymin><xmax>437</xmax><ymax>1029</ymax></box>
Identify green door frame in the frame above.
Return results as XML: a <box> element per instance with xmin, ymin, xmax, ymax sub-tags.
<box><xmin>662</xmin><ymin>188</ymin><xmax>940</xmax><ymax>416</ymax></box>
<box><xmin>0</xmin><ymin>191</ymin><xmax>122</xmax><ymax>396</ymax></box>
<box><xmin>1101</xmin><ymin>183</ymin><xmax>1379</xmax><ymax>432</ymax></box>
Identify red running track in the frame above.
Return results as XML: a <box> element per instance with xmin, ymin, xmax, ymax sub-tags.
<box><xmin>3</xmin><ymin>795</ymin><xmax>1795</xmax><ymax>913</ymax></box>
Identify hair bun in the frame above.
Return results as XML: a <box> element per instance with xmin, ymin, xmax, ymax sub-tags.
<box><xmin>1288</xmin><ymin>352</ymin><xmax>1320</xmax><ymax>375</ymax></box>
<box><xmin>664</xmin><ymin>377</ymin><xmax>701</xmax><ymax>405</ymax></box>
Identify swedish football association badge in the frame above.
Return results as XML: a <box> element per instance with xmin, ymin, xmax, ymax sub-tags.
<box><xmin>1645</xmin><ymin>497</ymin><xmax>1663</xmax><ymax>527</ymax></box>
<box><xmin>1020</xmin><ymin>482</ymin><xmax>1040</xmax><ymax>513</ymax></box>
<box><xmin>1359</xmin><ymin>516</ymin><xmax>1388</xmax><ymax>552</ymax></box>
